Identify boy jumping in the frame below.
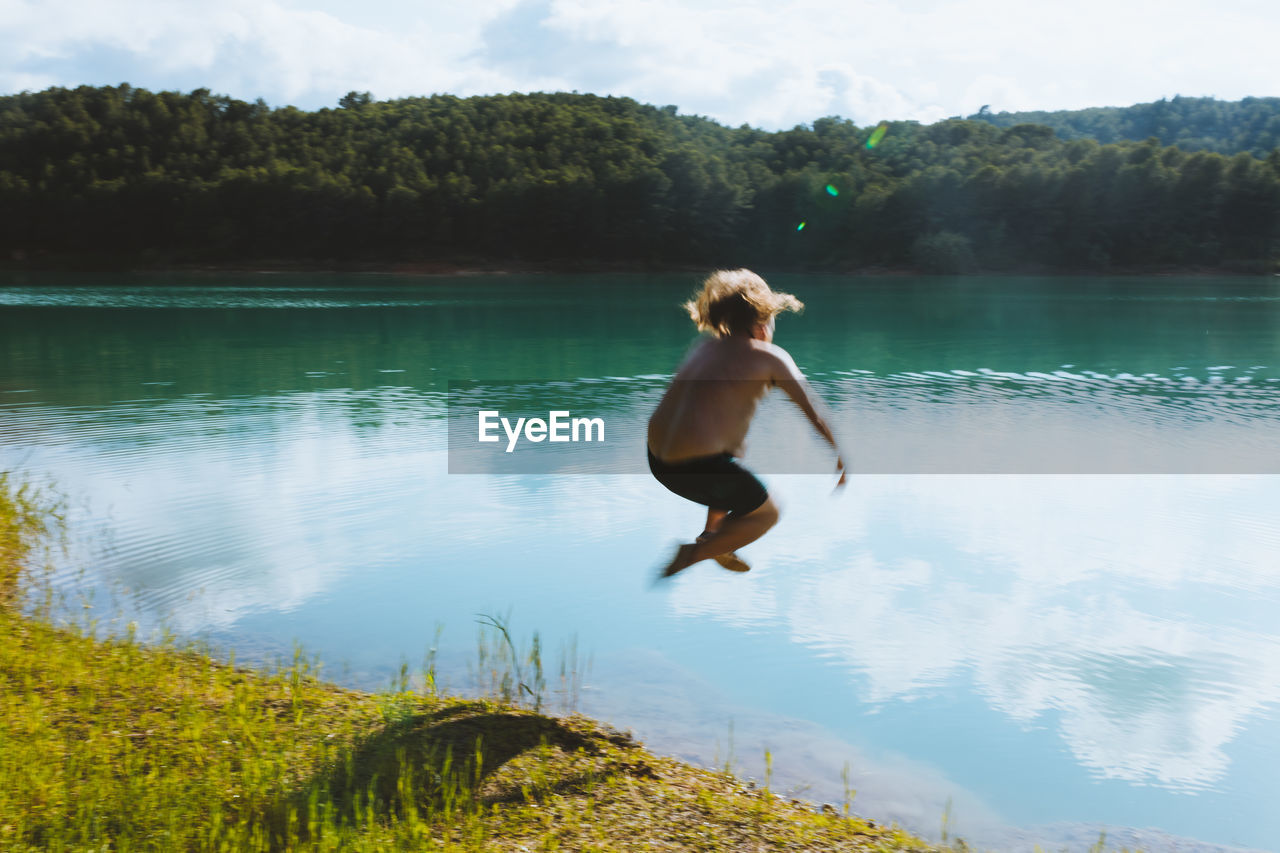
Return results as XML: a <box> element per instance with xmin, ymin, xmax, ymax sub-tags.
<box><xmin>648</xmin><ymin>269</ymin><xmax>846</xmax><ymax>578</ymax></box>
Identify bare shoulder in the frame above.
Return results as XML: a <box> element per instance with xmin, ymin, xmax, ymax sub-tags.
<box><xmin>750</xmin><ymin>340</ymin><xmax>803</xmax><ymax>380</ymax></box>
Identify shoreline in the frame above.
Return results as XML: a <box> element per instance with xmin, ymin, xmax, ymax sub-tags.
<box><xmin>0</xmin><ymin>473</ymin><xmax>936</xmax><ymax>851</ymax></box>
<box><xmin>2</xmin><ymin>254</ymin><xmax>1275</xmax><ymax>279</ymax></box>
<box><xmin>6</xmin><ymin>597</ymin><xmax>1266</xmax><ymax>853</ymax></box>
<box><xmin>0</xmin><ymin>613</ymin><xmax>938</xmax><ymax>851</ymax></box>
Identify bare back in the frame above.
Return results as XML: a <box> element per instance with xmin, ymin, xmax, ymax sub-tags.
<box><xmin>648</xmin><ymin>335</ymin><xmax>806</xmax><ymax>462</ymax></box>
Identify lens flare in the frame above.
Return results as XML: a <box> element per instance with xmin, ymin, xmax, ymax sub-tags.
<box><xmin>797</xmin><ymin>222</ymin><xmax>806</xmax><ymax>231</ymax></box>
<box><xmin>825</xmin><ymin>184</ymin><xmax>839</xmax><ymax>196</ymax></box>
<box><xmin>866</xmin><ymin>122</ymin><xmax>889</xmax><ymax>149</ymax></box>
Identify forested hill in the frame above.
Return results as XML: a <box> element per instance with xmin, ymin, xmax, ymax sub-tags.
<box><xmin>2</xmin><ymin>84</ymin><xmax>1278</xmax><ymax>273</ymax></box>
<box><xmin>966</xmin><ymin>96</ymin><xmax>1280</xmax><ymax>159</ymax></box>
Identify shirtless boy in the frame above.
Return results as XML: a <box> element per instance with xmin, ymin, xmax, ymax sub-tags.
<box><xmin>648</xmin><ymin>269</ymin><xmax>846</xmax><ymax>578</ymax></box>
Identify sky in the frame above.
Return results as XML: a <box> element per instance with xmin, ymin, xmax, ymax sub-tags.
<box><xmin>2</xmin><ymin>0</ymin><xmax>1278</xmax><ymax>130</ymax></box>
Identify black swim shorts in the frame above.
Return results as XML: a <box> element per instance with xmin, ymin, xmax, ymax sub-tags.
<box><xmin>647</xmin><ymin>448</ymin><xmax>769</xmax><ymax>515</ymax></box>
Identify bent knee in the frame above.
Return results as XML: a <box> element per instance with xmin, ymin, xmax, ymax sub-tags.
<box><xmin>751</xmin><ymin>496</ymin><xmax>780</xmax><ymax>527</ymax></box>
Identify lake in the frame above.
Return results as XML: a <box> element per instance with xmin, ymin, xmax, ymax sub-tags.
<box><xmin>2</xmin><ymin>271</ymin><xmax>1279</xmax><ymax>851</ymax></box>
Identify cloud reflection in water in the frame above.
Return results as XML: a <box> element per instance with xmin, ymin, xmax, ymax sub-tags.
<box><xmin>669</xmin><ymin>474</ymin><xmax>1280</xmax><ymax>792</ymax></box>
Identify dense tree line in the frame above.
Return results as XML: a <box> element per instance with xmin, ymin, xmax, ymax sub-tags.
<box><xmin>1</xmin><ymin>85</ymin><xmax>1278</xmax><ymax>272</ymax></box>
<box><xmin>967</xmin><ymin>95</ymin><xmax>1280</xmax><ymax>159</ymax></box>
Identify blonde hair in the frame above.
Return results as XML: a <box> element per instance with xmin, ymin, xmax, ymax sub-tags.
<box><xmin>684</xmin><ymin>269</ymin><xmax>803</xmax><ymax>337</ymax></box>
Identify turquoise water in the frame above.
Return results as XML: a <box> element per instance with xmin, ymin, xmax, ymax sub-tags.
<box><xmin>3</xmin><ymin>272</ymin><xmax>1280</xmax><ymax>851</ymax></box>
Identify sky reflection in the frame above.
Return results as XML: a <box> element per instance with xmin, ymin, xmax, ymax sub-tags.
<box><xmin>670</xmin><ymin>474</ymin><xmax>1280</xmax><ymax>795</ymax></box>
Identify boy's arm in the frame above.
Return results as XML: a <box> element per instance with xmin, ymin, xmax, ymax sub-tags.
<box><xmin>768</xmin><ymin>348</ymin><xmax>847</xmax><ymax>486</ymax></box>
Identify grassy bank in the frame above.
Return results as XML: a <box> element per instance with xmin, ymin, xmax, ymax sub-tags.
<box><xmin>0</xmin><ymin>475</ymin><xmax>937</xmax><ymax>852</ymax></box>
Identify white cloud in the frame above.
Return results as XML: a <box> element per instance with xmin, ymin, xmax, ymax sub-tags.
<box><xmin>0</xmin><ymin>0</ymin><xmax>488</xmax><ymax>108</ymax></box>
<box><xmin>4</xmin><ymin>0</ymin><xmax>1277</xmax><ymax>126</ymax></box>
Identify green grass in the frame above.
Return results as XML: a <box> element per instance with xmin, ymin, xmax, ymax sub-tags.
<box><xmin>1</xmin><ymin>472</ymin><xmax>943</xmax><ymax>851</ymax></box>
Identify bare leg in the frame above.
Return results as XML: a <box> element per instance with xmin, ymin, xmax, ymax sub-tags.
<box><xmin>660</xmin><ymin>498</ymin><xmax>780</xmax><ymax>578</ymax></box>
<box><xmin>694</xmin><ymin>497</ymin><xmax>779</xmax><ymax>563</ymax></box>
<box><xmin>703</xmin><ymin>507</ymin><xmax>728</xmax><ymax>535</ymax></box>
<box><xmin>697</xmin><ymin>508</ymin><xmax>750</xmax><ymax>573</ymax></box>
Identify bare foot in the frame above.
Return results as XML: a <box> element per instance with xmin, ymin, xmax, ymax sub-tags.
<box><xmin>658</xmin><ymin>543</ymin><xmax>699</xmax><ymax>579</ymax></box>
<box><xmin>714</xmin><ymin>551</ymin><xmax>752</xmax><ymax>572</ymax></box>
<box><xmin>696</xmin><ymin>534</ymin><xmax>752</xmax><ymax>573</ymax></box>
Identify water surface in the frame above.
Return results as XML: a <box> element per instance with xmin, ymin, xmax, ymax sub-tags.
<box><xmin>3</xmin><ymin>272</ymin><xmax>1279</xmax><ymax>851</ymax></box>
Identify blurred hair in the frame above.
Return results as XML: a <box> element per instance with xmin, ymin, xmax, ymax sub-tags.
<box><xmin>684</xmin><ymin>269</ymin><xmax>803</xmax><ymax>337</ymax></box>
